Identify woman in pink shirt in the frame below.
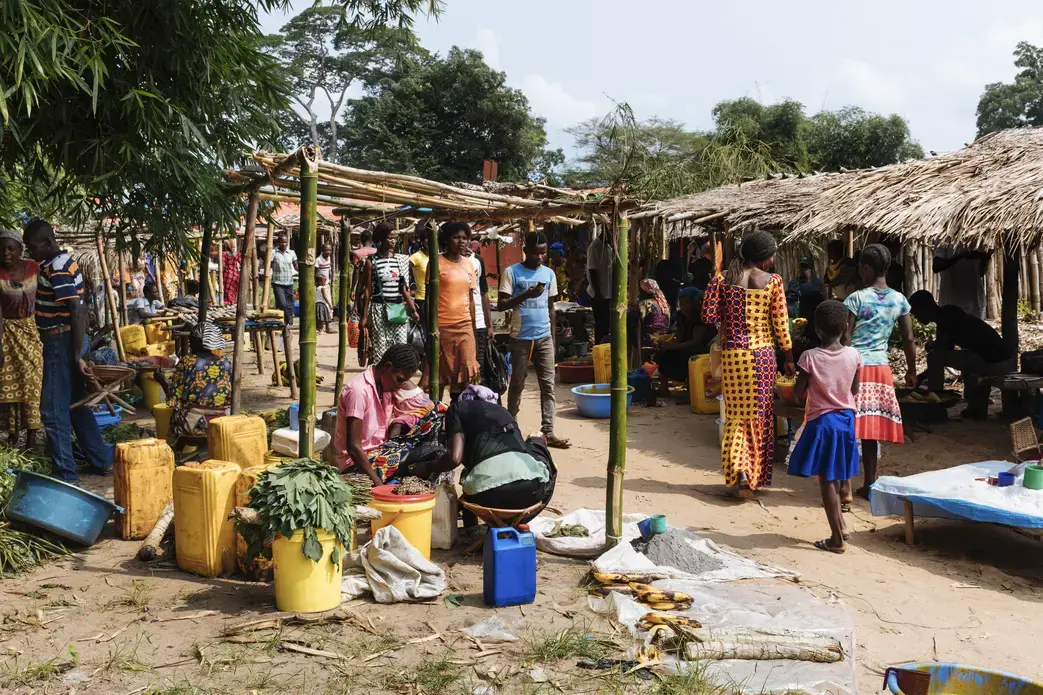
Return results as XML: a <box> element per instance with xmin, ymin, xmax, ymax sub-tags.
<box><xmin>788</xmin><ymin>300</ymin><xmax>861</xmax><ymax>554</ymax></box>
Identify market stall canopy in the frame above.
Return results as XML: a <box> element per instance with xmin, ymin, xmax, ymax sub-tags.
<box><xmin>789</xmin><ymin>127</ymin><xmax>1043</xmax><ymax>249</ymax></box>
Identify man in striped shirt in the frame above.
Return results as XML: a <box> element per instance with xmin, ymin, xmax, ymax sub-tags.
<box><xmin>23</xmin><ymin>220</ymin><xmax>112</xmax><ymax>482</ymax></box>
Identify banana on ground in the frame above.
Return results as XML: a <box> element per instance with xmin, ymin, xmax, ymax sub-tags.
<box><xmin>639</xmin><ymin>612</ymin><xmax>702</xmax><ymax>629</ymax></box>
<box><xmin>588</xmin><ymin>584</ymin><xmax>635</xmax><ymax>598</ymax></box>
<box><xmin>629</xmin><ymin>582</ymin><xmax>693</xmax><ymax>605</ymax></box>
<box><xmin>590</xmin><ymin>570</ymin><xmax>665</xmax><ymax>585</ymax></box>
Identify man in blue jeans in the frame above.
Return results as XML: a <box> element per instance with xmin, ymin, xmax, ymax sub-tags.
<box><xmin>23</xmin><ymin>220</ymin><xmax>112</xmax><ymax>482</ymax></box>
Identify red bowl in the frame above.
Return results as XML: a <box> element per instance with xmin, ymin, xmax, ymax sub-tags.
<box><xmin>557</xmin><ymin>361</ymin><xmax>595</xmax><ymax>383</ymax></box>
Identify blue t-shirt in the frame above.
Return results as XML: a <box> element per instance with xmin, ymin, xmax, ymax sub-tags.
<box><xmin>500</xmin><ymin>263</ymin><xmax>557</xmax><ymax>340</ymax></box>
<box><xmin>844</xmin><ymin>287</ymin><xmax>910</xmax><ymax>366</ymax></box>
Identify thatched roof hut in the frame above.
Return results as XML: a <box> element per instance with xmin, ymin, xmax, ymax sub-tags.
<box><xmin>789</xmin><ymin>128</ymin><xmax>1043</xmax><ymax>249</ymax></box>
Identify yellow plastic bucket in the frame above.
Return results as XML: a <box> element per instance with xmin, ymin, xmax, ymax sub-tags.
<box><xmin>369</xmin><ymin>485</ymin><xmax>437</xmax><ymax>559</ymax></box>
<box><xmin>592</xmin><ymin>343</ymin><xmax>611</xmax><ymax>384</ymax></box>
<box><xmin>271</xmin><ymin>529</ymin><xmax>344</xmax><ymax>613</ymax></box>
<box><xmin>264</xmin><ymin>451</ymin><xmax>292</xmax><ymax>468</ymax></box>
<box><xmin>141</xmin><ymin>372</ymin><xmax>166</xmax><ymax>409</ymax></box>
<box><xmin>153</xmin><ymin>403</ymin><xmax>173</xmax><ymax>440</ymax></box>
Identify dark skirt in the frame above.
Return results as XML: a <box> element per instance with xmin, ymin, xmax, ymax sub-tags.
<box><xmin>787</xmin><ymin>409</ymin><xmax>860</xmax><ymax>481</ymax></box>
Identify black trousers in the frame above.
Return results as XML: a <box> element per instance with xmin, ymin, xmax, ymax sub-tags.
<box><xmin>273</xmin><ymin>283</ymin><xmax>295</xmax><ymax>325</ymax></box>
<box><xmin>461</xmin><ymin>436</ymin><xmax>557</xmax><ymax>526</ymax></box>
<box><xmin>592</xmin><ymin>296</ymin><xmax>610</xmax><ymax>343</ymax></box>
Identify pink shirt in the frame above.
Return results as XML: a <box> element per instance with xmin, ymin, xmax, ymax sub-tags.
<box><xmin>335</xmin><ymin>367</ymin><xmax>394</xmax><ymax>470</ymax></box>
<box><xmin>798</xmin><ymin>345</ymin><xmax>862</xmax><ymax>423</ymax></box>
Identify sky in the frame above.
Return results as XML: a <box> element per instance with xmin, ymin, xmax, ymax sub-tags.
<box><xmin>260</xmin><ymin>0</ymin><xmax>1043</xmax><ymax>158</ymax></box>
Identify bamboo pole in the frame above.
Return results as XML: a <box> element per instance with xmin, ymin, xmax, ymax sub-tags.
<box><xmin>262</xmin><ymin>220</ymin><xmax>275</xmax><ymax>309</ymax></box>
<box><xmin>1031</xmin><ymin>247</ymin><xmax>1041</xmax><ymax>312</ymax></box>
<box><xmin>335</xmin><ymin>217</ymin><xmax>351</xmax><ymax>401</ymax></box>
<box><xmin>427</xmin><ymin>224</ymin><xmax>440</xmax><ymax>402</ymax></box>
<box><xmin>218</xmin><ymin>239</ymin><xmax>225</xmax><ymax>306</ymax></box>
<box><xmin>298</xmin><ymin>147</ymin><xmax>319</xmax><ymax>458</ymax></box>
<box><xmin>117</xmin><ymin>252</ymin><xmax>129</xmax><ymax>326</ymax></box>
<box><xmin>96</xmin><ymin>234</ymin><xmax>126</xmax><ymax>362</ymax></box>
<box><xmin>251</xmin><ymin>232</ymin><xmax>261</xmax><ymax>308</ymax></box>
<box><xmin>198</xmin><ymin>223</ymin><xmax>213</xmax><ymax>327</ymax></box>
<box><xmin>155</xmin><ymin>258</ymin><xmax>165</xmax><ymax>304</ymax></box>
<box><xmin>605</xmin><ymin>208</ymin><xmax>628</xmax><ymax>549</ymax></box>
<box><xmin>231</xmin><ymin>193</ymin><xmax>260</xmax><ymax>415</ymax></box>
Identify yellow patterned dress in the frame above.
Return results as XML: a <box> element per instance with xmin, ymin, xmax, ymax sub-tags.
<box><xmin>0</xmin><ymin>260</ymin><xmax>42</xmax><ymax>436</ymax></box>
<box><xmin>702</xmin><ymin>273</ymin><xmax>791</xmax><ymax>490</ymax></box>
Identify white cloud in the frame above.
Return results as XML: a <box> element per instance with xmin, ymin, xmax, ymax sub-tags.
<box><xmin>831</xmin><ymin>59</ymin><xmax>908</xmax><ymax>112</ymax></box>
<box><xmin>473</xmin><ymin>27</ymin><xmax>501</xmax><ymax>69</ymax></box>
<box><xmin>517</xmin><ymin>74</ymin><xmax>599</xmax><ymax>128</ymax></box>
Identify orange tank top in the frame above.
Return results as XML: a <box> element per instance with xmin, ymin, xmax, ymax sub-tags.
<box><xmin>438</xmin><ymin>255</ymin><xmax>475</xmax><ymax>327</ymax></box>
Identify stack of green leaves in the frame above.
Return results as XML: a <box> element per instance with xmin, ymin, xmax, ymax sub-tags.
<box><xmin>101</xmin><ymin>423</ymin><xmax>155</xmax><ymax>444</ymax></box>
<box><xmin>244</xmin><ymin>458</ymin><xmax>358</xmax><ymax>568</ymax></box>
<box><xmin>0</xmin><ymin>448</ymin><xmax>68</xmax><ymax>575</ymax></box>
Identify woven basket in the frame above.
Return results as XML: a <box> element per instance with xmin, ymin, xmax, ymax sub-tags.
<box><xmin>90</xmin><ymin>365</ymin><xmax>136</xmax><ymax>385</ymax></box>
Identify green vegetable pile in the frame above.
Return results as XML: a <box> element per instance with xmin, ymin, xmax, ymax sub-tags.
<box><xmin>0</xmin><ymin>447</ymin><xmax>68</xmax><ymax>576</ymax></box>
<box><xmin>101</xmin><ymin>422</ymin><xmax>155</xmax><ymax>444</ymax></box>
<box><xmin>243</xmin><ymin>458</ymin><xmax>361</xmax><ymax>567</ymax></box>
<box><xmin>0</xmin><ymin>447</ymin><xmax>51</xmax><ymax>505</ymax></box>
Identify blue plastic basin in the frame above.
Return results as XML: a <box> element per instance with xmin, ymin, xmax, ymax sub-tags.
<box><xmin>571</xmin><ymin>383</ymin><xmax>635</xmax><ymax>418</ymax></box>
<box><xmin>885</xmin><ymin>663</ymin><xmax>1043</xmax><ymax>695</ymax></box>
<box><xmin>92</xmin><ymin>406</ymin><xmax>123</xmax><ymax>429</ymax></box>
<box><xmin>4</xmin><ymin>470</ymin><xmax>121</xmax><ymax>546</ymax></box>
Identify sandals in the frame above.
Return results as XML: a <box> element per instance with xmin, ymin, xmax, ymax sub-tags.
<box><xmin>546</xmin><ymin>435</ymin><xmax>571</xmax><ymax>449</ymax></box>
<box><xmin>814</xmin><ymin>539</ymin><xmax>846</xmax><ymax>554</ymax></box>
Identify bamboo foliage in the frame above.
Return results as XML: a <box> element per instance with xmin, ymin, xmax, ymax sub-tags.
<box><xmin>605</xmin><ymin>210</ymin><xmax>629</xmax><ymax>549</ymax></box>
<box><xmin>298</xmin><ymin>147</ymin><xmax>319</xmax><ymax>458</ymax></box>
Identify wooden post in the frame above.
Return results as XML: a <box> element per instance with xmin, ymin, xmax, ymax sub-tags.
<box><xmin>251</xmin><ymin>230</ymin><xmax>261</xmax><ymax>308</ymax></box>
<box><xmin>283</xmin><ymin>323</ymin><xmax>299</xmax><ymax>401</ymax></box>
<box><xmin>96</xmin><ymin>234</ymin><xmax>126</xmax><ymax>362</ymax></box>
<box><xmin>427</xmin><ymin>223</ymin><xmax>440</xmax><ymax>402</ymax></box>
<box><xmin>231</xmin><ymin>193</ymin><xmax>259</xmax><ymax>415</ymax></box>
<box><xmin>904</xmin><ymin>500</ymin><xmax>915</xmax><ymax>545</ymax></box>
<box><xmin>155</xmin><ymin>258</ymin><xmax>165</xmax><ymax>304</ymax></box>
<box><xmin>844</xmin><ymin>229</ymin><xmax>854</xmax><ymax>259</ymax></box>
<box><xmin>334</xmin><ymin>217</ymin><xmax>351</xmax><ymax>401</ymax></box>
<box><xmin>1003</xmin><ymin>246</ymin><xmax>1021</xmax><ymax>358</ymax></box>
<box><xmin>262</xmin><ymin>220</ymin><xmax>275</xmax><ymax>309</ymax></box>
<box><xmin>198</xmin><ymin>223</ymin><xmax>213</xmax><ymax>327</ymax></box>
<box><xmin>217</xmin><ymin>240</ymin><xmax>225</xmax><ymax>306</ymax></box>
<box><xmin>1032</xmin><ymin>247</ymin><xmax>1041</xmax><ymax>312</ymax></box>
<box><xmin>986</xmin><ymin>252</ymin><xmax>1001</xmax><ymax>321</ymax></box>
<box><xmin>605</xmin><ymin>208</ymin><xmax>628</xmax><ymax>549</ymax></box>
<box><xmin>117</xmin><ymin>252</ymin><xmax>129</xmax><ymax>326</ymax></box>
<box><xmin>298</xmin><ymin>147</ymin><xmax>319</xmax><ymax>457</ymax></box>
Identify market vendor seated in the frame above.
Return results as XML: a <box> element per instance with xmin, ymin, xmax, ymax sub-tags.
<box><xmin>153</xmin><ymin>321</ymin><xmax>230</xmax><ymax>447</ymax></box>
<box><xmin>411</xmin><ymin>385</ymin><xmax>555</xmax><ymax>525</ymax></box>
<box><xmin>654</xmin><ymin>286</ymin><xmax>717</xmax><ymax>395</ymax></box>
<box><xmin>335</xmin><ymin>344</ymin><xmax>444</xmax><ymax>485</ymax></box>
<box><xmin>908</xmin><ymin>290</ymin><xmax>1016</xmax><ymax>419</ymax></box>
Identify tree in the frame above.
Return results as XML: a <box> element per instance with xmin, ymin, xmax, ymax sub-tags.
<box><xmin>806</xmin><ymin>106</ymin><xmax>924</xmax><ymax>170</ymax></box>
<box><xmin>713</xmin><ymin>98</ymin><xmax>810</xmax><ymax>172</ymax></box>
<box><xmin>339</xmin><ymin>47</ymin><xmax>563</xmax><ymax>182</ymax></box>
<box><xmin>976</xmin><ymin>41</ymin><xmax>1043</xmax><ymax>136</ymax></box>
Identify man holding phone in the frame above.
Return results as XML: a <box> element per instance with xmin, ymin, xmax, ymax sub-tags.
<box><xmin>499</xmin><ymin>231</ymin><xmax>570</xmax><ymax>449</ymax></box>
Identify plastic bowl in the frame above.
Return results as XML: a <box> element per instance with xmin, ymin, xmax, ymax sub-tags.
<box><xmin>5</xmin><ymin>470</ymin><xmax>121</xmax><ymax>545</ymax></box>
<box><xmin>557</xmin><ymin>361</ymin><xmax>596</xmax><ymax>384</ymax></box>
<box><xmin>92</xmin><ymin>406</ymin><xmax>124</xmax><ymax>429</ymax></box>
<box><xmin>571</xmin><ymin>383</ymin><xmax>635</xmax><ymax>418</ymax></box>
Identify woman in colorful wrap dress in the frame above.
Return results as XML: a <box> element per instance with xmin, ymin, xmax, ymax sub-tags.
<box><xmin>702</xmin><ymin>231</ymin><xmax>794</xmax><ymax>498</ymax></box>
<box><xmin>0</xmin><ymin>229</ymin><xmax>42</xmax><ymax>448</ymax></box>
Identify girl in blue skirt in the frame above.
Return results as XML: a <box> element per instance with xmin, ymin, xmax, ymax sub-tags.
<box><xmin>788</xmin><ymin>300</ymin><xmax>862</xmax><ymax>553</ymax></box>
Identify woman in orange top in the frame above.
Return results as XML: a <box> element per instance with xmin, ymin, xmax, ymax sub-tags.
<box><xmin>438</xmin><ymin>222</ymin><xmax>478</xmax><ymax>399</ymax></box>
<box><xmin>702</xmin><ymin>231</ymin><xmax>794</xmax><ymax>499</ymax></box>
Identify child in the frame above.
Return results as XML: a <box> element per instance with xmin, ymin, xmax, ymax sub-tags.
<box><xmin>386</xmin><ymin>381</ymin><xmax>434</xmax><ymax>439</ymax></box>
<box><xmin>315</xmin><ymin>268</ymin><xmax>333</xmax><ymax>334</ymax></box>
<box><xmin>788</xmin><ymin>300</ymin><xmax>862</xmax><ymax>553</ymax></box>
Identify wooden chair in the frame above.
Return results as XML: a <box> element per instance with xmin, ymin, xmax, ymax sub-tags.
<box><xmin>1010</xmin><ymin>416</ymin><xmax>1041</xmax><ymax>462</ymax></box>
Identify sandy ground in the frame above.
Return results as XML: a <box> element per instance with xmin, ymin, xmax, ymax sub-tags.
<box><xmin>1</xmin><ymin>329</ymin><xmax>1041</xmax><ymax>694</ymax></box>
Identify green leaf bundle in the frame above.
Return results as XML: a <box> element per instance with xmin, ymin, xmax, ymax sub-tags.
<box><xmin>243</xmin><ymin>458</ymin><xmax>358</xmax><ymax>568</ymax></box>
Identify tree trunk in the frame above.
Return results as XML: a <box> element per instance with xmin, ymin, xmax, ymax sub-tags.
<box><xmin>986</xmin><ymin>252</ymin><xmax>1001</xmax><ymax>320</ymax></box>
<box><xmin>903</xmin><ymin>244</ymin><xmax>921</xmax><ymax>295</ymax></box>
<box><xmin>231</xmin><ymin>193</ymin><xmax>259</xmax><ymax>415</ymax></box>
<box><xmin>198</xmin><ymin>223</ymin><xmax>213</xmax><ymax>327</ymax></box>
<box><xmin>218</xmin><ymin>239</ymin><xmax>225</xmax><ymax>306</ymax></box>
<box><xmin>1003</xmin><ymin>247</ymin><xmax>1021</xmax><ymax>356</ymax></box>
<box><xmin>334</xmin><ymin>218</ymin><xmax>352</xmax><ymax>402</ymax></box>
<box><xmin>97</xmin><ymin>234</ymin><xmax>125</xmax><ymax>362</ymax></box>
<box><xmin>605</xmin><ymin>209</ymin><xmax>629</xmax><ymax>549</ymax></box>
<box><xmin>427</xmin><ymin>224</ymin><xmax>441</xmax><ymax>402</ymax></box>
<box><xmin>117</xmin><ymin>251</ymin><xmax>129</xmax><ymax>326</ymax></box>
<box><xmin>298</xmin><ymin>147</ymin><xmax>319</xmax><ymax>458</ymax></box>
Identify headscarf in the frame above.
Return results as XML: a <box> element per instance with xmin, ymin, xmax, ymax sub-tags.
<box><xmin>738</xmin><ymin>230</ymin><xmax>777</xmax><ymax>264</ymax></box>
<box><xmin>550</xmin><ymin>242</ymin><xmax>564</xmax><ymax>255</ymax></box>
<box><xmin>458</xmin><ymin>384</ymin><xmax>497</xmax><ymax>404</ymax></box>
<box><xmin>678</xmin><ymin>286</ymin><xmax>704</xmax><ymax>302</ymax></box>
<box><xmin>639</xmin><ymin>278</ymin><xmax>671</xmax><ymax>320</ymax></box>
<box><xmin>0</xmin><ymin>229</ymin><xmax>23</xmax><ymax>247</ymax></box>
<box><xmin>191</xmin><ymin>321</ymin><xmax>226</xmax><ymax>355</ymax></box>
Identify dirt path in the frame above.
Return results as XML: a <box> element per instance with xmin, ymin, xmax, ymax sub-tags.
<box><xmin>1</xmin><ymin>330</ymin><xmax>1040</xmax><ymax>694</ymax></box>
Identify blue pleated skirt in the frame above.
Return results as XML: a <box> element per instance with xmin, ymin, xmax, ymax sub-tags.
<box><xmin>787</xmin><ymin>409</ymin><xmax>860</xmax><ymax>481</ymax></box>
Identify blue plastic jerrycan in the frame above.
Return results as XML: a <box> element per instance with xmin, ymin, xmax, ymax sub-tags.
<box><xmin>483</xmin><ymin>526</ymin><xmax>536</xmax><ymax>607</ymax></box>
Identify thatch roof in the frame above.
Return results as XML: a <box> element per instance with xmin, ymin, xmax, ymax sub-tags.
<box><xmin>631</xmin><ymin>171</ymin><xmax>857</xmax><ymax>238</ymax></box>
<box><xmin>789</xmin><ymin>128</ymin><xmax>1043</xmax><ymax>249</ymax></box>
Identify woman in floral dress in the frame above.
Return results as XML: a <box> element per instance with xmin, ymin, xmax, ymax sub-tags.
<box><xmin>155</xmin><ymin>321</ymin><xmax>231</xmax><ymax>440</ymax></box>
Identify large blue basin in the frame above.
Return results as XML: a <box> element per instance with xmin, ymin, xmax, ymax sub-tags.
<box><xmin>4</xmin><ymin>470</ymin><xmax>121</xmax><ymax>546</ymax></box>
<box><xmin>885</xmin><ymin>663</ymin><xmax>1043</xmax><ymax>695</ymax></box>
<box><xmin>571</xmin><ymin>383</ymin><xmax>635</xmax><ymax>418</ymax></box>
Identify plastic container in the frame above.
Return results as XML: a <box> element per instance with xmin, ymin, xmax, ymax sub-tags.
<box><xmin>628</xmin><ymin>368</ymin><xmax>652</xmax><ymax>405</ymax></box>
<box><xmin>143</xmin><ymin>340</ymin><xmax>176</xmax><ymax>357</ymax></box>
<box><xmin>144</xmin><ymin>323</ymin><xmax>171</xmax><ymax>345</ymax></box>
<box><xmin>998</xmin><ymin>471</ymin><xmax>1016</xmax><ymax>487</ymax></box>
<box><xmin>264</xmin><ymin>450</ymin><xmax>293</xmax><ymax>468</ymax></box>
<box><xmin>120</xmin><ymin>325</ymin><xmax>147</xmax><ymax>356</ymax></box>
<box><xmin>592</xmin><ymin>343</ymin><xmax>611</xmax><ymax>384</ymax></box>
<box><xmin>571</xmin><ymin>383</ymin><xmax>634</xmax><ymax>419</ymax></box>
<box><xmin>208</xmin><ymin>415</ymin><xmax>268</xmax><ymax>470</ymax></box>
<box><xmin>271</xmin><ymin>427</ymin><xmax>331</xmax><ymax>458</ymax></box>
<box><xmin>113</xmin><ymin>438</ymin><xmax>174</xmax><ymax>540</ymax></box>
<box><xmin>648</xmin><ymin>513</ymin><xmax>667</xmax><ymax>533</ymax></box>
<box><xmin>885</xmin><ymin>663</ymin><xmax>1043</xmax><ymax>695</ymax></box>
<box><xmin>272</xmin><ymin>529</ymin><xmax>343</xmax><ymax>612</ymax></box>
<box><xmin>153</xmin><ymin>403</ymin><xmax>172</xmax><ymax>440</ymax></box>
<box><xmin>1024</xmin><ymin>464</ymin><xmax>1043</xmax><ymax>490</ymax></box>
<box><xmin>92</xmin><ymin>406</ymin><xmax>123</xmax><ymax>429</ymax></box>
<box><xmin>688</xmin><ymin>354</ymin><xmax>718</xmax><ymax>414</ymax></box>
<box><xmin>369</xmin><ymin>484</ymin><xmax>437</xmax><ymax>559</ymax></box>
<box><xmin>173</xmin><ymin>460</ymin><xmax>241</xmax><ymax>577</ymax></box>
<box><xmin>236</xmin><ymin>465</ymin><xmax>276</xmax><ymax>581</ymax></box>
<box><xmin>556</xmin><ymin>361</ymin><xmax>595</xmax><ymax>384</ymax></box>
<box><xmin>288</xmin><ymin>403</ymin><xmax>300</xmax><ymax>431</ymax></box>
<box><xmin>141</xmin><ymin>372</ymin><xmax>166</xmax><ymax>409</ymax></box>
<box><xmin>5</xmin><ymin>470</ymin><xmax>121</xmax><ymax>545</ymax></box>
<box><xmin>483</xmin><ymin>526</ymin><xmax>536</xmax><ymax>607</ymax></box>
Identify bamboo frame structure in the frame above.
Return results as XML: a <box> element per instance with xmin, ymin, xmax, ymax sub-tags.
<box><xmin>262</xmin><ymin>220</ymin><xmax>275</xmax><ymax>309</ymax></box>
<box><xmin>334</xmin><ymin>217</ymin><xmax>351</xmax><ymax>401</ymax></box>
<box><xmin>230</xmin><ymin>192</ymin><xmax>259</xmax><ymax>415</ymax></box>
<box><xmin>298</xmin><ymin>147</ymin><xmax>319</xmax><ymax>458</ymax></box>
<box><xmin>605</xmin><ymin>208</ymin><xmax>628</xmax><ymax>548</ymax></box>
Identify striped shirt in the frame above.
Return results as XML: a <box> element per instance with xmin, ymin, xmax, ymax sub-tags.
<box><xmin>36</xmin><ymin>251</ymin><xmax>84</xmax><ymax>331</ymax></box>
<box><xmin>371</xmin><ymin>254</ymin><xmax>410</xmax><ymax>302</ymax></box>
<box><xmin>271</xmin><ymin>248</ymin><xmax>297</xmax><ymax>286</ymax></box>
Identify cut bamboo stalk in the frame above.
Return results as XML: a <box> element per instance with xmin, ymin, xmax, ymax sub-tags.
<box><xmin>335</xmin><ymin>217</ymin><xmax>351</xmax><ymax>402</ymax></box>
<box><xmin>218</xmin><ymin>237</ymin><xmax>225</xmax><ymax>306</ymax></box>
<box><xmin>231</xmin><ymin>193</ymin><xmax>259</xmax><ymax>415</ymax></box>
<box><xmin>427</xmin><ymin>224</ymin><xmax>440</xmax><ymax>402</ymax></box>
<box><xmin>605</xmin><ymin>208</ymin><xmax>628</xmax><ymax>549</ymax></box>
<box><xmin>262</xmin><ymin>220</ymin><xmax>275</xmax><ymax>310</ymax></box>
<box><xmin>298</xmin><ymin>147</ymin><xmax>319</xmax><ymax>458</ymax></box>
<box><xmin>96</xmin><ymin>234</ymin><xmax>126</xmax><ymax>363</ymax></box>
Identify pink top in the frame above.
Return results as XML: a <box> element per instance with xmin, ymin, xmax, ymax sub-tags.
<box><xmin>335</xmin><ymin>367</ymin><xmax>394</xmax><ymax>470</ymax></box>
<box><xmin>798</xmin><ymin>345</ymin><xmax>862</xmax><ymax>423</ymax></box>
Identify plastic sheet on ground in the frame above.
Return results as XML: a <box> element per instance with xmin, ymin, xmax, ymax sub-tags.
<box><xmin>871</xmin><ymin>460</ymin><xmax>1043</xmax><ymax>528</ymax></box>
<box><xmin>529</xmin><ymin>508</ymin><xmax>644</xmax><ymax>557</ymax></box>
<box><xmin>591</xmin><ymin>580</ymin><xmax>856</xmax><ymax>695</ymax></box>
<box><xmin>593</xmin><ymin>535</ymin><xmax>799</xmax><ymax>583</ymax></box>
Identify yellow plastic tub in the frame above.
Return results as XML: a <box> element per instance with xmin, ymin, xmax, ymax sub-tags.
<box><xmin>264</xmin><ymin>451</ymin><xmax>292</xmax><ymax>468</ymax></box>
<box><xmin>120</xmin><ymin>325</ymin><xmax>147</xmax><ymax>356</ymax></box>
<box><xmin>688</xmin><ymin>354</ymin><xmax>719</xmax><ymax>414</ymax></box>
<box><xmin>592</xmin><ymin>343</ymin><xmax>611</xmax><ymax>384</ymax></box>
<box><xmin>208</xmin><ymin>415</ymin><xmax>268</xmax><ymax>470</ymax></box>
<box><xmin>369</xmin><ymin>485</ymin><xmax>437</xmax><ymax>559</ymax></box>
<box><xmin>173</xmin><ymin>460</ymin><xmax>240</xmax><ymax>577</ymax></box>
<box><xmin>113</xmin><ymin>438</ymin><xmax>174</xmax><ymax>540</ymax></box>
<box><xmin>272</xmin><ymin>529</ymin><xmax>344</xmax><ymax>612</ymax></box>
<box><xmin>141</xmin><ymin>371</ymin><xmax>166</xmax><ymax>409</ymax></box>
<box><xmin>153</xmin><ymin>403</ymin><xmax>172</xmax><ymax>440</ymax></box>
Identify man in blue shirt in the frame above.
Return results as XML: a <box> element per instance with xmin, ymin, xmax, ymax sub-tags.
<box><xmin>499</xmin><ymin>232</ymin><xmax>569</xmax><ymax>449</ymax></box>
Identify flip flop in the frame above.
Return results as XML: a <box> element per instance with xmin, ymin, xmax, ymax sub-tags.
<box><xmin>546</xmin><ymin>435</ymin><xmax>571</xmax><ymax>449</ymax></box>
<box><xmin>814</xmin><ymin>539</ymin><xmax>846</xmax><ymax>554</ymax></box>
